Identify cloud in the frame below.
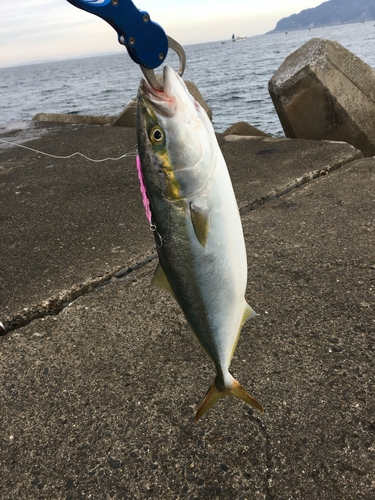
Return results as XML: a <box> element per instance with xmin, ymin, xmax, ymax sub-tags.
<box><xmin>0</xmin><ymin>0</ymin><xmax>325</xmax><ymax>67</ymax></box>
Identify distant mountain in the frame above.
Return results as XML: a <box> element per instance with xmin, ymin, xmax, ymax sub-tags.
<box><xmin>267</xmin><ymin>0</ymin><xmax>375</xmax><ymax>34</ymax></box>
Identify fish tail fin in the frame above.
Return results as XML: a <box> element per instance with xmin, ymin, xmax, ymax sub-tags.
<box><xmin>230</xmin><ymin>380</ymin><xmax>264</xmax><ymax>414</ymax></box>
<box><xmin>195</xmin><ymin>378</ymin><xmax>264</xmax><ymax>422</ymax></box>
<box><xmin>195</xmin><ymin>382</ymin><xmax>224</xmax><ymax>423</ymax></box>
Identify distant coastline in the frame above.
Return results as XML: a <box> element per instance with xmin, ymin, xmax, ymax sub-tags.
<box><xmin>267</xmin><ymin>0</ymin><xmax>375</xmax><ymax>34</ymax></box>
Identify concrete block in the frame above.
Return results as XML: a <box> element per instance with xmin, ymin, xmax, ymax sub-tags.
<box><xmin>112</xmin><ymin>99</ymin><xmax>137</xmax><ymax>127</ymax></box>
<box><xmin>268</xmin><ymin>38</ymin><xmax>375</xmax><ymax>156</ymax></box>
<box><xmin>187</xmin><ymin>80</ymin><xmax>212</xmax><ymax>121</ymax></box>
<box><xmin>222</xmin><ymin>121</ymin><xmax>269</xmax><ymax>137</ymax></box>
<box><xmin>113</xmin><ymin>77</ymin><xmax>212</xmax><ymax>127</ymax></box>
<box><xmin>32</xmin><ymin>113</ymin><xmax>116</xmax><ymax>126</ymax></box>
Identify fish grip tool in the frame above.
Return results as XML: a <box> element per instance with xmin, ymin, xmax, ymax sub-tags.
<box><xmin>66</xmin><ymin>0</ymin><xmax>186</xmax><ymax>91</ymax></box>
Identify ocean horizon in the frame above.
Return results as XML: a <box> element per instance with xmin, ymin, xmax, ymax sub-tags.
<box><xmin>1</xmin><ymin>22</ymin><xmax>375</xmax><ymax>136</ymax></box>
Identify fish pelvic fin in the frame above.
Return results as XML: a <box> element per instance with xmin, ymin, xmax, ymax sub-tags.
<box><xmin>195</xmin><ymin>377</ymin><xmax>264</xmax><ymax>422</ymax></box>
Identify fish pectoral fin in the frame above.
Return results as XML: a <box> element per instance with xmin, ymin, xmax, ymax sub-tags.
<box><xmin>151</xmin><ymin>263</ymin><xmax>176</xmax><ymax>299</ymax></box>
<box><xmin>241</xmin><ymin>302</ymin><xmax>257</xmax><ymax>327</ymax></box>
<box><xmin>190</xmin><ymin>202</ymin><xmax>210</xmax><ymax>248</ymax></box>
<box><xmin>195</xmin><ymin>378</ymin><xmax>264</xmax><ymax>422</ymax></box>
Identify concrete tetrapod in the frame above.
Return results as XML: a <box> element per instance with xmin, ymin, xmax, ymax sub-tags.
<box><xmin>269</xmin><ymin>37</ymin><xmax>375</xmax><ymax>157</ymax></box>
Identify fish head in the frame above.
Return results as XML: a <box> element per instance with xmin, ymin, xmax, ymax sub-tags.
<box><xmin>137</xmin><ymin>66</ymin><xmax>216</xmax><ymax>202</ymax></box>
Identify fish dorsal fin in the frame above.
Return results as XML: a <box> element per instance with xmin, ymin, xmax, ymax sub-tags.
<box><xmin>190</xmin><ymin>202</ymin><xmax>210</xmax><ymax>248</ymax></box>
<box><xmin>151</xmin><ymin>263</ymin><xmax>176</xmax><ymax>298</ymax></box>
<box><xmin>241</xmin><ymin>302</ymin><xmax>257</xmax><ymax>327</ymax></box>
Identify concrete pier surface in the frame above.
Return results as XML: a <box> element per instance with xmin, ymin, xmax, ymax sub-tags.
<box><xmin>1</xmin><ymin>121</ymin><xmax>374</xmax><ymax>499</ymax></box>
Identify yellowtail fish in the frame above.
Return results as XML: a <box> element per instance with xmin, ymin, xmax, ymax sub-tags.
<box><xmin>136</xmin><ymin>66</ymin><xmax>264</xmax><ymax>421</ymax></box>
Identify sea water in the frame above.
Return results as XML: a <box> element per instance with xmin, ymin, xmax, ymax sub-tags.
<box><xmin>1</xmin><ymin>22</ymin><xmax>375</xmax><ymax>137</ymax></box>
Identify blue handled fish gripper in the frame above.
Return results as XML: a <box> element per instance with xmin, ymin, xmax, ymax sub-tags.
<box><xmin>66</xmin><ymin>0</ymin><xmax>186</xmax><ymax>91</ymax></box>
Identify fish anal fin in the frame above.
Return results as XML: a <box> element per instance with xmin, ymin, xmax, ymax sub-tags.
<box><xmin>195</xmin><ymin>377</ymin><xmax>264</xmax><ymax>422</ymax></box>
<box><xmin>228</xmin><ymin>302</ymin><xmax>258</xmax><ymax>363</ymax></box>
<box><xmin>190</xmin><ymin>202</ymin><xmax>210</xmax><ymax>248</ymax></box>
<box><xmin>241</xmin><ymin>302</ymin><xmax>257</xmax><ymax>327</ymax></box>
<box><xmin>151</xmin><ymin>263</ymin><xmax>175</xmax><ymax>298</ymax></box>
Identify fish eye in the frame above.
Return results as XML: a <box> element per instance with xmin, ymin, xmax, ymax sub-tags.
<box><xmin>150</xmin><ymin>126</ymin><xmax>164</xmax><ymax>144</ymax></box>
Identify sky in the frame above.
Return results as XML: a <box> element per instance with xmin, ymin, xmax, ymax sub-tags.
<box><xmin>0</xmin><ymin>0</ymin><xmax>324</xmax><ymax>68</ymax></box>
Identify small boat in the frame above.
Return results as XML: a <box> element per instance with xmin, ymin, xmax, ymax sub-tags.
<box><xmin>232</xmin><ymin>34</ymin><xmax>247</xmax><ymax>42</ymax></box>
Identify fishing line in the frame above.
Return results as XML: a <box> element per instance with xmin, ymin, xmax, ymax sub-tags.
<box><xmin>0</xmin><ymin>138</ymin><xmax>137</xmax><ymax>163</ymax></box>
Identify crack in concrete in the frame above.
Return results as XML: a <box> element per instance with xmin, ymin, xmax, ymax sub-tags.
<box><xmin>240</xmin><ymin>157</ymin><xmax>354</xmax><ymax>216</ymax></box>
<box><xmin>0</xmin><ymin>253</ymin><xmax>157</xmax><ymax>336</ymax></box>
<box><xmin>1</xmin><ymin>157</ymin><xmax>358</xmax><ymax>336</ymax></box>
<box><xmin>248</xmin><ymin>411</ymin><xmax>273</xmax><ymax>499</ymax></box>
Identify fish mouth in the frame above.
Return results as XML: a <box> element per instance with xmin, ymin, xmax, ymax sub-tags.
<box><xmin>139</xmin><ymin>66</ymin><xmax>185</xmax><ymax>117</ymax></box>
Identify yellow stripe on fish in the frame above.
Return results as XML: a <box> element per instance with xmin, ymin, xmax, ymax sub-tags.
<box><xmin>144</xmin><ymin>105</ymin><xmax>182</xmax><ymax>201</ymax></box>
<box><xmin>157</xmin><ymin>149</ymin><xmax>181</xmax><ymax>201</ymax></box>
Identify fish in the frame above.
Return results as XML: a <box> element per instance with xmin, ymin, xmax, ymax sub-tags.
<box><xmin>136</xmin><ymin>66</ymin><xmax>264</xmax><ymax>421</ymax></box>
